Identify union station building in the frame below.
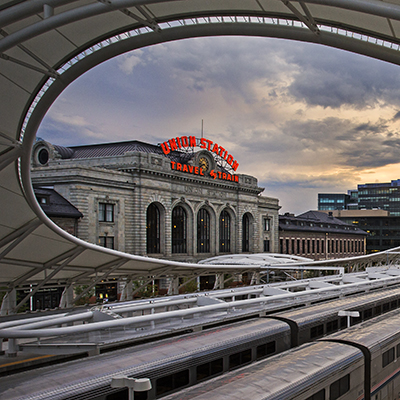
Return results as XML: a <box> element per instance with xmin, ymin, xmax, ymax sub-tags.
<box><xmin>31</xmin><ymin>136</ymin><xmax>280</xmax><ymax>263</ymax></box>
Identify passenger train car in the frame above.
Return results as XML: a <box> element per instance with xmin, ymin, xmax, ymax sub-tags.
<box><xmin>3</xmin><ymin>287</ymin><xmax>400</xmax><ymax>400</ymax></box>
<box><xmin>163</xmin><ymin>308</ymin><xmax>400</xmax><ymax>400</ymax></box>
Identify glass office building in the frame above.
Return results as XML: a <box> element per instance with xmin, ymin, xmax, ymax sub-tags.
<box><xmin>318</xmin><ymin>180</ymin><xmax>400</xmax><ymax>216</ymax></box>
<box><xmin>318</xmin><ymin>193</ymin><xmax>350</xmax><ymax>211</ymax></box>
<box><xmin>357</xmin><ymin>180</ymin><xmax>400</xmax><ymax>216</ymax></box>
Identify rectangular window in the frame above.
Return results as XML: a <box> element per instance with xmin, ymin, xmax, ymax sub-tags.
<box><xmin>326</xmin><ymin>320</ymin><xmax>338</xmax><ymax>334</ymax></box>
<box><xmin>330</xmin><ymin>374</ymin><xmax>350</xmax><ymax>400</ymax></box>
<box><xmin>196</xmin><ymin>358</ymin><xmax>223</xmax><ymax>382</ymax></box>
<box><xmin>310</xmin><ymin>324</ymin><xmax>324</xmax><ymax>339</ymax></box>
<box><xmin>229</xmin><ymin>349</ymin><xmax>252</xmax><ymax>370</ymax></box>
<box><xmin>263</xmin><ymin>218</ymin><xmax>270</xmax><ymax>231</ymax></box>
<box><xmin>156</xmin><ymin>370</ymin><xmax>189</xmax><ymax>396</ymax></box>
<box><xmin>256</xmin><ymin>341</ymin><xmax>276</xmax><ymax>360</ymax></box>
<box><xmin>383</xmin><ymin>347</ymin><xmax>395</xmax><ymax>368</ymax></box>
<box><xmin>99</xmin><ymin>236</ymin><xmax>114</xmax><ymax>249</ymax></box>
<box><xmin>364</xmin><ymin>308</ymin><xmax>373</xmax><ymax>320</ymax></box>
<box><xmin>99</xmin><ymin>203</ymin><xmax>114</xmax><ymax>222</ymax></box>
<box><xmin>305</xmin><ymin>389</ymin><xmax>325</xmax><ymax>400</ymax></box>
<box><xmin>263</xmin><ymin>240</ymin><xmax>270</xmax><ymax>252</ymax></box>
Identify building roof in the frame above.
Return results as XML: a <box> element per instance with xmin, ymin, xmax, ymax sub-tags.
<box><xmin>279</xmin><ymin>211</ymin><xmax>367</xmax><ymax>236</ymax></box>
<box><xmin>54</xmin><ymin>140</ymin><xmax>193</xmax><ymax>164</ymax></box>
<box><xmin>321</xmin><ymin>209</ymin><xmax>390</xmax><ymax>218</ymax></box>
<box><xmin>33</xmin><ymin>187</ymin><xmax>83</xmax><ymax>219</ymax></box>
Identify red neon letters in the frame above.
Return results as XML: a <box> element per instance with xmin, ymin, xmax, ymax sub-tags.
<box><xmin>161</xmin><ymin>136</ymin><xmax>239</xmax><ymax>171</ymax></box>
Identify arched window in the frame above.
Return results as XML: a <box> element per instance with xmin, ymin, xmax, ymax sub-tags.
<box><xmin>219</xmin><ymin>209</ymin><xmax>231</xmax><ymax>252</ymax></box>
<box><xmin>147</xmin><ymin>203</ymin><xmax>160</xmax><ymax>253</ymax></box>
<box><xmin>172</xmin><ymin>206</ymin><xmax>187</xmax><ymax>253</ymax></box>
<box><xmin>197</xmin><ymin>208</ymin><xmax>210</xmax><ymax>253</ymax></box>
<box><xmin>242</xmin><ymin>213</ymin><xmax>250</xmax><ymax>252</ymax></box>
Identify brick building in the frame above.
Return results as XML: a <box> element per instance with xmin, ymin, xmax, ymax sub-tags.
<box><xmin>279</xmin><ymin>211</ymin><xmax>367</xmax><ymax>260</ymax></box>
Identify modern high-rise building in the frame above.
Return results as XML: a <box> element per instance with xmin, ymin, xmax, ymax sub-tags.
<box><xmin>318</xmin><ymin>179</ymin><xmax>400</xmax><ymax>216</ymax></box>
<box><xmin>357</xmin><ymin>180</ymin><xmax>400</xmax><ymax>216</ymax></box>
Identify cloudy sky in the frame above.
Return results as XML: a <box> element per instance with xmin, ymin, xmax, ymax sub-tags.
<box><xmin>36</xmin><ymin>36</ymin><xmax>400</xmax><ymax>214</ymax></box>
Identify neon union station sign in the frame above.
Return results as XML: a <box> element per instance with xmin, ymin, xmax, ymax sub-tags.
<box><xmin>160</xmin><ymin>136</ymin><xmax>239</xmax><ymax>182</ymax></box>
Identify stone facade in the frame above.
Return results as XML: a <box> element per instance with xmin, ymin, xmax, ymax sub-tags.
<box><xmin>31</xmin><ymin>139</ymin><xmax>280</xmax><ymax>263</ymax></box>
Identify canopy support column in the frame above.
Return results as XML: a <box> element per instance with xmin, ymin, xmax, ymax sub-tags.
<box><xmin>120</xmin><ymin>280</ymin><xmax>133</xmax><ymax>302</ymax></box>
<box><xmin>0</xmin><ymin>288</ymin><xmax>16</xmax><ymax>316</ymax></box>
<box><xmin>59</xmin><ymin>284</ymin><xmax>74</xmax><ymax>309</ymax></box>
<box><xmin>168</xmin><ymin>277</ymin><xmax>179</xmax><ymax>295</ymax></box>
<box><xmin>213</xmin><ymin>273</ymin><xmax>224</xmax><ymax>290</ymax></box>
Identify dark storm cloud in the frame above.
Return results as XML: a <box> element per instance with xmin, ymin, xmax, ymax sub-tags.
<box><xmin>282</xmin><ymin>117</ymin><xmax>400</xmax><ymax>168</ymax></box>
<box><xmin>231</xmin><ymin>116</ymin><xmax>400</xmax><ymax>171</ymax></box>
<box><xmin>286</xmin><ymin>45</ymin><xmax>400</xmax><ymax>109</ymax></box>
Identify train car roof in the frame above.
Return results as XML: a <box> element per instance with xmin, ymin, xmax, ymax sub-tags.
<box><xmin>0</xmin><ymin>318</ymin><xmax>288</xmax><ymax>400</ymax></box>
<box><xmin>325</xmin><ymin>309</ymin><xmax>400</xmax><ymax>352</ymax></box>
<box><xmin>163</xmin><ymin>341</ymin><xmax>362</xmax><ymax>400</ymax></box>
<box><xmin>275</xmin><ymin>286</ymin><xmax>400</xmax><ymax>327</ymax></box>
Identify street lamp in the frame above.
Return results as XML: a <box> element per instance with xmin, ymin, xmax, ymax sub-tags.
<box><xmin>111</xmin><ymin>376</ymin><xmax>152</xmax><ymax>400</ymax></box>
<box><xmin>338</xmin><ymin>310</ymin><xmax>360</xmax><ymax>328</ymax></box>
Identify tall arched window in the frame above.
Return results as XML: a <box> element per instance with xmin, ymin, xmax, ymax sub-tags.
<box><xmin>219</xmin><ymin>209</ymin><xmax>231</xmax><ymax>252</ymax></box>
<box><xmin>242</xmin><ymin>213</ymin><xmax>250</xmax><ymax>252</ymax></box>
<box><xmin>197</xmin><ymin>208</ymin><xmax>210</xmax><ymax>253</ymax></box>
<box><xmin>147</xmin><ymin>203</ymin><xmax>160</xmax><ymax>253</ymax></box>
<box><xmin>172</xmin><ymin>206</ymin><xmax>187</xmax><ymax>253</ymax></box>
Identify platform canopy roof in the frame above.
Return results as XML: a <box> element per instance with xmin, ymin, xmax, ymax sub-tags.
<box><xmin>3</xmin><ymin>0</ymin><xmax>400</xmax><ymax>292</ymax></box>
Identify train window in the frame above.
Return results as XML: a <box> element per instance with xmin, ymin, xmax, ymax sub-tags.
<box><xmin>196</xmin><ymin>358</ymin><xmax>223</xmax><ymax>382</ymax></box>
<box><xmin>229</xmin><ymin>349</ymin><xmax>252</xmax><ymax>370</ymax></box>
<box><xmin>353</xmin><ymin>313</ymin><xmax>362</xmax><ymax>324</ymax></box>
<box><xmin>397</xmin><ymin>344</ymin><xmax>400</xmax><ymax>358</ymax></box>
<box><xmin>256</xmin><ymin>341</ymin><xmax>276</xmax><ymax>360</ymax></box>
<box><xmin>364</xmin><ymin>308</ymin><xmax>373</xmax><ymax>320</ymax></box>
<box><xmin>383</xmin><ymin>303</ymin><xmax>390</xmax><ymax>312</ymax></box>
<box><xmin>326</xmin><ymin>320</ymin><xmax>338</xmax><ymax>334</ymax></box>
<box><xmin>382</xmin><ymin>348</ymin><xmax>395</xmax><ymax>368</ymax></box>
<box><xmin>107</xmin><ymin>389</ymin><xmax>147</xmax><ymax>400</ymax></box>
<box><xmin>375</xmin><ymin>305</ymin><xmax>382</xmax><ymax>316</ymax></box>
<box><xmin>340</xmin><ymin>317</ymin><xmax>347</xmax><ymax>329</ymax></box>
<box><xmin>330</xmin><ymin>374</ymin><xmax>350</xmax><ymax>400</ymax></box>
<box><xmin>310</xmin><ymin>324</ymin><xmax>324</xmax><ymax>339</ymax></box>
<box><xmin>305</xmin><ymin>389</ymin><xmax>325</xmax><ymax>400</ymax></box>
<box><xmin>107</xmin><ymin>389</ymin><xmax>129</xmax><ymax>400</ymax></box>
<box><xmin>156</xmin><ymin>370</ymin><xmax>189</xmax><ymax>396</ymax></box>
<box><xmin>211</xmin><ymin>358</ymin><xmax>223</xmax><ymax>375</ymax></box>
<box><xmin>391</xmin><ymin>300</ymin><xmax>397</xmax><ymax>310</ymax></box>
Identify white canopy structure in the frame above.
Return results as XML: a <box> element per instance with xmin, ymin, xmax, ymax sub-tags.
<box><xmin>2</xmin><ymin>0</ymin><xmax>400</xmax><ymax>311</ymax></box>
